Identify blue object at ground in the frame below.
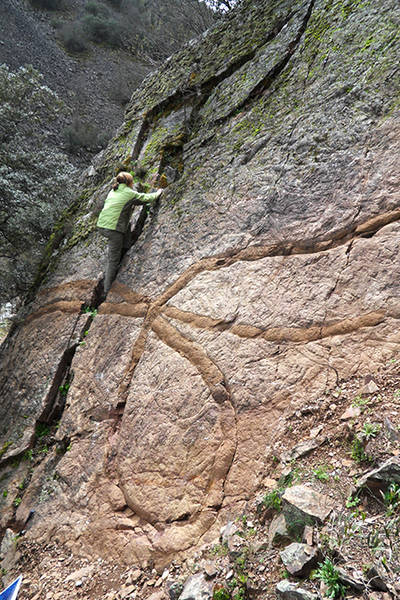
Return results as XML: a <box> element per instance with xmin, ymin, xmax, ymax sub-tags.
<box><xmin>0</xmin><ymin>576</ymin><xmax>22</xmax><ymax>600</ymax></box>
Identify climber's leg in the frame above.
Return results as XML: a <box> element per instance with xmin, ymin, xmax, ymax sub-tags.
<box><xmin>99</xmin><ymin>228</ymin><xmax>124</xmax><ymax>294</ymax></box>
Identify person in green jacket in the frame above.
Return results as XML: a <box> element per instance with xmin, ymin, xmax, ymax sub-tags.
<box><xmin>97</xmin><ymin>171</ymin><xmax>162</xmax><ymax>295</ymax></box>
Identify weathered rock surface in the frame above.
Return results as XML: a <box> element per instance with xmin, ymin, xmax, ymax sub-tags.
<box><xmin>279</xmin><ymin>542</ymin><xmax>318</xmax><ymax>576</ymax></box>
<box><xmin>1</xmin><ymin>0</ymin><xmax>400</xmax><ymax>577</ymax></box>
<box><xmin>282</xmin><ymin>485</ymin><xmax>334</xmax><ymax>532</ymax></box>
<box><xmin>276</xmin><ymin>580</ymin><xmax>318</xmax><ymax>600</ymax></box>
<box><xmin>268</xmin><ymin>513</ymin><xmax>291</xmax><ymax>547</ymax></box>
<box><xmin>356</xmin><ymin>458</ymin><xmax>400</xmax><ymax>492</ymax></box>
<box><xmin>281</xmin><ymin>438</ymin><xmax>325</xmax><ymax>463</ymax></box>
<box><xmin>179</xmin><ymin>573</ymin><xmax>213</xmax><ymax>600</ymax></box>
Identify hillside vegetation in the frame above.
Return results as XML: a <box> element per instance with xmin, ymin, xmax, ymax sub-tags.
<box><xmin>0</xmin><ymin>0</ymin><xmax>228</xmax><ymax>304</ymax></box>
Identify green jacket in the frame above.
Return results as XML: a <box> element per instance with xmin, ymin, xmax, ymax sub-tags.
<box><xmin>97</xmin><ymin>184</ymin><xmax>160</xmax><ymax>233</ymax></box>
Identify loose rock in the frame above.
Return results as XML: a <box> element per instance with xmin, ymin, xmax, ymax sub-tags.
<box><xmin>279</xmin><ymin>543</ymin><xmax>319</xmax><ymax>576</ymax></box>
<box><xmin>282</xmin><ymin>485</ymin><xmax>334</xmax><ymax>535</ymax></box>
<box><xmin>276</xmin><ymin>580</ymin><xmax>318</xmax><ymax>599</ymax></box>
<box><xmin>355</xmin><ymin>458</ymin><xmax>400</xmax><ymax>492</ymax></box>
<box><xmin>179</xmin><ymin>573</ymin><xmax>213</xmax><ymax>600</ymax></box>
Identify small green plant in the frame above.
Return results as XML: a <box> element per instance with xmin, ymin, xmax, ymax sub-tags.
<box><xmin>313</xmin><ymin>464</ymin><xmax>330</xmax><ymax>482</ymax></box>
<box><xmin>279</xmin><ymin>568</ymin><xmax>290</xmax><ymax>579</ymax></box>
<box><xmin>82</xmin><ymin>306</ymin><xmax>98</xmax><ymax>317</ymax></box>
<box><xmin>352</xmin><ymin>394</ymin><xmax>370</xmax><ymax>409</ymax></box>
<box><xmin>36</xmin><ymin>423</ymin><xmax>50</xmax><ymax>439</ymax></box>
<box><xmin>0</xmin><ymin>441</ymin><xmax>12</xmax><ymax>457</ymax></box>
<box><xmin>213</xmin><ymin>587</ymin><xmax>230</xmax><ymax>600</ymax></box>
<box><xmin>346</xmin><ymin>495</ymin><xmax>360</xmax><ymax>509</ymax></box>
<box><xmin>262</xmin><ymin>489</ymin><xmax>282</xmax><ymax>511</ymax></box>
<box><xmin>313</xmin><ymin>558</ymin><xmax>347</xmax><ymax>598</ymax></box>
<box><xmin>23</xmin><ymin>449</ymin><xmax>33</xmax><ymax>462</ymax></box>
<box><xmin>383</xmin><ymin>483</ymin><xmax>400</xmax><ymax>516</ymax></box>
<box><xmin>2</xmin><ymin>489</ymin><xmax>8</xmax><ymax>498</ymax></box>
<box><xmin>59</xmin><ymin>383</ymin><xmax>70</xmax><ymax>396</ymax></box>
<box><xmin>361</xmin><ymin>422</ymin><xmax>381</xmax><ymax>440</ymax></box>
<box><xmin>210</xmin><ymin>543</ymin><xmax>229</xmax><ymax>557</ymax></box>
<box><xmin>351</xmin><ymin>436</ymin><xmax>368</xmax><ymax>463</ymax></box>
<box><xmin>235</xmin><ymin>551</ymin><xmax>248</xmax><ymax>573</ymax></box>
<box><xmin>13</xmin><ymin>497</ymin><xmax>22</xmax><ymax>507</ymax></box>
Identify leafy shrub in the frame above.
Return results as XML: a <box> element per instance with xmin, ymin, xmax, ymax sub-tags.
<box><xmin>361</xmin><ymin>422</ymin><xmax>381</xmax><ymax>440</ymax></box>
<box><xmin>313</xmin><ymin>558</ymin><xmax>347</xmax><ymax>599</ymax></box>
<box><xmin>351</xmin><ymin>436</ymin><xmax>368</xmax><ymax>463</ymax></box>
<box><xmin>29</xmin><ymin>0</ymin><xmax>64</xmax><ymax>9</ymax></box>
<box><xmin>59</xmin><ymin>22</ymin><xmax>89</xmax><ymax>54</ymax></box>
<box><xmin>0</xmin><ymin>65</ymin><xmax>78</xmax><ymax>304</ymax></box>
<box><xmin>85</xmin><ymin>1</ymin><xmax>110</xmax><ymax>17</ymax></box>
<box><xmin>81</xmin><ymin>14</ymin><xmax>122</xmax><ymax>48</ymax></box>
<box><xmin>63</xmin><ymin>119</ymin><xmax>110</xmax><ymax>154</ymax></box>
<box><xmin>106</xmin><ymin>0</ymin><xmax>123</xmax><ymax>8</ymax></box>
<box><xmin>262</xmin><ymin>489</ymin><xmax>282</xmax><ymax>511</ymax></box>
<box><xmin>383</xmin><ymin>483</ymin><xmax>400</xmax><ymax>516</ymax></box>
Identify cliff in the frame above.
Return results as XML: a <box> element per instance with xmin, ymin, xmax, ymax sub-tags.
<box><xmin>1</xmin><ymin>0</ymin><xmax>400</xmax><ymax>596</ymax></box>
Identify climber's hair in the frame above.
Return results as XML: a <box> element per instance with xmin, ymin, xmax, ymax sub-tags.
<box><xmin>113</xmin><ymin>171</ymin><xmax>134</xmax><ymax>191</ymax></box>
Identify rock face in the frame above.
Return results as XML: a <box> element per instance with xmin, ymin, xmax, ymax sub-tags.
<box><xmin>1</xmin><ymin>0</ymin><xmax>400</xmax><ymax>572</ymax></box>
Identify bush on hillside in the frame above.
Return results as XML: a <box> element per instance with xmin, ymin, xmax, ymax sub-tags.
<box><xmin>85</xmin><ymin>1</ymin><xmax>111</xmax><ymax>17</ymax></box>
<box><xmin>81</xmin><ymin>14</ymin><xmax>122</xmax><ymax>48</ymax></box>
<box><xmin>29</xmin><ymin>0</ymin><xmax>65</xmax><ymax>9</ymax></box>
<box><xmin>0</xmin><ymin>65</ymin><xmax>78</xmax><ymax>304</ymax></box>
<box><xmin>59</xmin><ymin>22</ymin><xmax>89</xmax><ymax>54</ymax></box>
<box><xmin>63</xmin><ymin>119</ymin><xmax>111</xmax><ymax>154</ymax></box>
<box><xmin>106</xmin><ymin>0</ymin><xmax>123</xmax><ymax>8</ymax></box>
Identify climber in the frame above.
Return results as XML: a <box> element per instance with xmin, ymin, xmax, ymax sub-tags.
<box><xmin>97</xmin><ymin>171</ymin><xmax>163</xmax><ymax>295</ymax></box>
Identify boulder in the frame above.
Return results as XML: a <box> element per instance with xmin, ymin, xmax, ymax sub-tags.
<box><xmin>365</xmin><ymin>566</ymin><xmax>389</xmax><ymax>592</ymax></box>
<box><xmin>383</xmin><ymin>418</ymin><xmax>400</xmax><ymax>442</ymax></box>
<box><xmin>282</xmin><ymin>485</ymin><xmax>334</xmax><ymax>535</ymax></box>
<box><xmin>179</xmin><ymin>574</ymin><xmax>213</xmax><ymax>600</ymax></box>
<box><xmin>276</xmin><ymin>580</ymin><xmax>318</xmax><ymax>600</ymax></box>
<box><xmin>279</xmin><ymin>543</ymin><xmax>319</xmax><ymax>576</ymax></box>
<box><xmin>337</xmin><ymin>568</ymin><xmax>365</xmax><ymax>592</ymax></box>
<box><xmin>355</xmin><ymin>458</ymin><xmax>400</xmax><ymax>492</ymax></box>
<box><xmin>268</xmin><ymin>513</ymin><xmax>291</xmax><ymax>547</ymax></box>
<box><xmin>281</xmin><ymin>438</ymin><xmax>325</xmax><ymax>463</ymax></box>
<box><xmin>202</xmin><ymin>561</ymin><xmax>218</xmax><ymax>579</ymax></box>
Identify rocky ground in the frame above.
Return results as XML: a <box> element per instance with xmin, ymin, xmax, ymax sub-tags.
<box><xmin>2</xmin><ymin>360</ymin><xmax>400</xmax><ymax>599</ymax></box>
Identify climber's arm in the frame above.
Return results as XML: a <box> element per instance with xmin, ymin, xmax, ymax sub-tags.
<box><xmin>131</xmin><ymin>189</ymin><xmax>163</xmax><ymax>205</ymax></box>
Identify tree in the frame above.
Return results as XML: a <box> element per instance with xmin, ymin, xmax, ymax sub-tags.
<box><xmin>0</xmin><ymin>65</ymin><xmax>78</xmax><ymax>304</ymax></box>
<box><xmin>112</xmin><ymin>0</ymin><xmax>236</xmax><ymax>67</ymax></box>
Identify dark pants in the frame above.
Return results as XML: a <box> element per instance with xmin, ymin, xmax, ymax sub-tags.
<box><xmin>98</xmin><ymin>228</ymin><xmax>131</xmax><ymax>294</ymax></box>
